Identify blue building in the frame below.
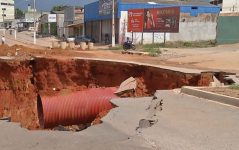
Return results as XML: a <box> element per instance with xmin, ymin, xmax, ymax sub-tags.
<box><xmin>84</xmin><ymin>0</ymin><xmax>220</xmax><ymax>44</ymax></box>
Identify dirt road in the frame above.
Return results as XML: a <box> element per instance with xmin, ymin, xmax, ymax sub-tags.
<box><xmin>0</xmin><ymin>30</ymin><xmax>239</xmax><ymax>74</ymax></box>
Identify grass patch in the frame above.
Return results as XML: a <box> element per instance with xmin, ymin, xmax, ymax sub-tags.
<box><xmin>229</xmin><ymin>84</ymin><xmax>239</xmax><ymax>90</ymax></box>
<box><xmin>142</xmin><ymin>44</ymin><xmax>161</xmax><ymax>57</ymax></box>
<box><xmin>108</xmin><ymin>45</ymin><xmax>123</xmax><ymax>50</ymax></box>
<box><xmin>149</xmin><ymin>40</ymin><xmax>216</xmax><ymax>48</ymax></box>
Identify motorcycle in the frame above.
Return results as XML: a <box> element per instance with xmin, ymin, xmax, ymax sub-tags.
<box><xmin>123</xmin><ymin>41</ymin><xmax>136</xmax><ymax>51</ymax></box>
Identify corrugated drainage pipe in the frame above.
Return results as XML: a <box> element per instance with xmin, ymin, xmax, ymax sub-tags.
<box><xmin>37</xmin><ymin>87</ymin><xmax>118</xmax><ymax>129</ymax></box>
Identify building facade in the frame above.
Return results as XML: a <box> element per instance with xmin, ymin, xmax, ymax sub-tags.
<box><xmin>0</xmin><ymin>0</ymin><xmax>15</xmax><ymax>28</ymax></box>
<box><xmin>210</xmin><ymin>0</ymin><xmax>239</xmax><ymax>13</ymax></box>
<box><xmin>221</xmin><ymin>0</ymin><xmax>239</xmax><ymax>13</ymax></box>
<box><xmin>85</xmin><ymin>0</ymin><xmax>220</xmax><ymax>44</ymax></box>
<box><xmin>64</xmin><ymin>6</ymin><xmax>84</xmax><ymax>38</ymax></box>
<box><xmin>38</xmin><ymin>11</ymin><xmax>64</xmax><ymax>37</ymax></box>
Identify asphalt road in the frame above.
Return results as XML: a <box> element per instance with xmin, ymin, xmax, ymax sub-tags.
<box><xmin>0</xmin><ymin>91</ymin><xmax>239</xmax><ymax>150</ymax></box>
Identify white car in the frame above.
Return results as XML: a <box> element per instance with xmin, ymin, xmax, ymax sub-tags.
<box><xmin>28</xmin><ymin>27</ymin><xmax>35</xmax><ymax>31</ymax></box>
<box><xmin>67</xmin><ymin>37</ymin><xmax>75</xmax><ymax>42</ymax></box>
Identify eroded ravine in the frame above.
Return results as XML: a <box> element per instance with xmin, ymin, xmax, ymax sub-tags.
<box><xmin>0</xmin><ymin>57</ymin><xmax>220</xmax><ymax>129</ymax></box>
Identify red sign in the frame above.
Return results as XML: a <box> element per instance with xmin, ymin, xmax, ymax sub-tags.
<box><xmin>128</xmin><ymin>9</ymin><xmax>144</xmax><ymax>32</ymax></box>
<box><xmin>128</xmin><ymin>7</ymin><xmax>180</xmax><ymax>33</ymax></box>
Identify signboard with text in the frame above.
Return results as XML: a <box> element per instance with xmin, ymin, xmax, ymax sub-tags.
<box><xmin>48</xmin><ymin>14</ymin><xmax>57</xmax><ymax>23</ymax></box>
<box><xmin>128</xmin><ymin>7</ymin><xmax>180</xmax><ymax>33</ymax></box>
<box><xmin>128</xmin><ymin>9</ymin><xmax>144</xmax><ymax>32</ymax></box>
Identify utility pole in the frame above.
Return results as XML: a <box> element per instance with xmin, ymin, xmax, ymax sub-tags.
<box><xmin>111</xmin><ymin>0</ymin><xmax>115</xmax><ymax>47</ymax></box>
<box><xmin>33</xmin><ymin>0</ymin><xmax>36</xmax><ymax>44</ymax></box>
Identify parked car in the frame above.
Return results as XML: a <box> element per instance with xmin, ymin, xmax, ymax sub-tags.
<box><xmin>67</xmin><ymin>36</ymin><xmax>76</xmax><ymax>42</ymax></box>
<box><xmin>74</xmin><ymin>36</ymin><xmax>95</xmax><ymax>45</ymax></box>
<box><xmin>28</xmin><ymin>27</ymin><xmax>35</xmax><ymax>31</ymax></box>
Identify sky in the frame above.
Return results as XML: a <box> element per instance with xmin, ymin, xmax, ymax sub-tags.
<box><xmin>15</xmin><ymin>0</ymin><xmax>97</xmax><ymax>11</ymax></box>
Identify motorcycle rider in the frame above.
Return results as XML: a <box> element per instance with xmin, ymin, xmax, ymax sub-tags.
<box><xmin>125</xmin><ymin>37</ymin><xmax>131</xmax><ymax>46</ymax></box>
<box><xmin>123</xmin><ymin>37</ymin><xmax>136</xmax><ymax>50</ymax></box>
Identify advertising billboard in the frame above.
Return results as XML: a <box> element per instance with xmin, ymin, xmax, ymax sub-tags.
<box><xmin>128</xmin><ymin>7</ymin><xmax>180</xmax><ymax>33</ymax></box>
<box><xmin>128</xmin><ymin>9</ymin><xmax>144</xmax><ymax>32</ymax></box>
<box><xmin>99</xmin><ymin>0</ymin><xmax>118</xmax><ymax>16</ymax></box>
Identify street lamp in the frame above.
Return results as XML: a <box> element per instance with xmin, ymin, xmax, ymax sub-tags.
<box><xmin>33</xmin><ymin>0</ymin><xmax>36</xmax><ymax>44</ymax></box>
<box><xmin>27</xmin><ymin>0</ymin><xmax>36</xmax><ymax>44</ymax></box>
<box><xmin>112</xmin><ymin>0</ymin><xmax>115</xmax><ymax>47</ymax></box>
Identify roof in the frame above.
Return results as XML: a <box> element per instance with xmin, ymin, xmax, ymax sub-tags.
<box><xmin>51</xmin><ymin>11</ymin><xmax>64</xmax><ymax>14</ymax></box>
<box><xmin>121</xmin><ymin>0</ymin><xmax>213</xmax><ymax>6</ymax></box>
<box><xmin>84</xmin><ymin>0</ymin><xmax>220</xmax><ymax>22</ymax></box>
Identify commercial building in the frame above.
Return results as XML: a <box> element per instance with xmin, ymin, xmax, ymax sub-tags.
<box><xmin>85</xmin><ymin>0</ymin><xmax>220</xmax><ymax>44</ymax></box>
<box><xmin>0</xmin><ymin>0</ymin><xmax>15</xmax><ymax>28</ymax></box>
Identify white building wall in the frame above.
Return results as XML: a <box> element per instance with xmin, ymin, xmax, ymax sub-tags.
<box><xmin>222</xmin><ymin>0</ymin><xmax>239</xmax><ymax>13</ymax></box>
<box><xmin>170</xmin><ymin>22</ymin><xmax>217</xmax><ymax>41</ymax></box>
<box><xmin>57</xmin><ymin>14</ymin><xmax>64</xmax><ymax>37</ymax></box>
<box><xmin>119</xmin><ymin>11</ymin><xmax>217</xmax><ymax>44</ymax></box>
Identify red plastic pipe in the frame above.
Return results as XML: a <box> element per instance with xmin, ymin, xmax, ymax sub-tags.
<box><xmin>37</xmin><ymin>87</ymin><xmax>118</xmax><ymax>128</ymax></box>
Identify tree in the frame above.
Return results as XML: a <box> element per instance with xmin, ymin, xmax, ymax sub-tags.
<box><xmin>15</xmin><ymin>8</ymin><xmax>24</xmax><ymax>19</ymax></box>
<box><xmin>51</xmin><ymin>5</ymin><xmax>66</xmax><ymax>12</ymax></box>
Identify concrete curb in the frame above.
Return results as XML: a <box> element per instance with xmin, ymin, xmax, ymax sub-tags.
<box><xmin>181</xmin><ymin>86</ymin><xmax>239</xmax><ymax>107</ymax></box>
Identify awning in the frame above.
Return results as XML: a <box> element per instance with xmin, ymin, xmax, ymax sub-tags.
<box><xmin>67</xmin><ymin>23</ymin><xmax>84</xmax><ymax>28</ymax></box>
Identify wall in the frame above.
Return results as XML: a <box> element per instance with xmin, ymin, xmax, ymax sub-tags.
<box><xmin>216</xmin><ymin>16</ymin><xmax>239</xmax><ymax>44</ymax></box>
<box><xmin>170</xmin><ymin>13</ymin><xmax>218</xmax><ymax>42</ymax></box>
<box><xmin>56</xmin><ymin>14</ymin><xmax>64</xmax><ymax>37</ymax></box>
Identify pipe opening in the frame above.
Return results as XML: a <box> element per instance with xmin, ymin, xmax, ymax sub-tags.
<box><xmin>37</xmin><ymin>94</ymin><xmax>44</xmax><ymax>129</ymax></box>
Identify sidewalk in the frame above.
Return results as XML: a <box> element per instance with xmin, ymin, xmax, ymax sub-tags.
<box><xmin>0</xmin><ymin>30</ymin><xmax>57</xmax><ymax>49</ymax></box>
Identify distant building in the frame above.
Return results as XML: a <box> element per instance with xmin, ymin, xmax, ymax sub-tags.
<box><xmin>64</xmin><ymin>6</ymin><xmax>84</xmax><ymax>38</ymax></box>
<box><xmin>221</xmin><ymin>0</ymin><xmax>239</xmax><ymax>13</ymax></box>
<box><xmin>39</xmin><ymin>11</ymin><xmax>64</xmax><ymax>37</ymax></box>
<box><xmin>0</xmin><ymin>0</ymin><xmax>15</xmax><ymax>28</ymax></box>
<box><xmin>52</xmin><ymin>11</ymin><xmax>65</xmax><ymax>38</ymax></box>
<box><xmin>18</xmin><ymin>4</ymin><xmax>48</xmax><ymax>32</ymax></box>
<box><xmin>24</xmin><ymin>4</ymin><xmax>42</xmax><ymax>23</ymax></box>
<box><xmin>210</xmin><ymin>0</ymin><xmax>239</xmax><ymax>13</ymax></box>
